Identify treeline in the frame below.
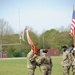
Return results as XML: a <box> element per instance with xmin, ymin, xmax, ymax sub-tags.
<box><xmin>0</xmin><ymin>19</ymin><xmax>73</xmax><ymax>57</ymax></box>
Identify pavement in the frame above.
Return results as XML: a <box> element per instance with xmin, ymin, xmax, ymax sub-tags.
<box><xmin>0</xmin><ymin>56</ymin><xmax>61</xmax><ymax>60</ymax></box>
<box><xmin>0</xmin><ymin>57</ymin><xmax>27</xmax><ymax>60</ymax></box>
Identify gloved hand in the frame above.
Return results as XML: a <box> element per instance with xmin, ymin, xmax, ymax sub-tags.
<box><xmin>33</xmin><ymin>54</ymin><xmax>37</xmax><ymax>58</ymax></box>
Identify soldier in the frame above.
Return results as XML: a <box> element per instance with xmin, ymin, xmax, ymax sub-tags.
<box><xmin>69</xmin><ymin>44</ymin><xmax>74</xmax><ymax>53</ymax></box>
<box><xmin>27</xmin><ymin>48</ymin><xmax>37</xmax><ymax>75</ymax></box>
<box><xmin>70</xmin><ymin>45</ymin><xmax>75</xmax><ymax>75</ymax></box>
<box><xmin>69</xmin><ymin>44</ymin><xmax>74</xmax><ymax>67</ymax></box>
<box><xmin>36</xmin><ymin>49</ymin><xmax>53</xmax><ymax>75</ymax></box>
<box><xmin>61</xmin><ymin>46</ymin><xmax>70</xmax><ymax>75</ymax></box>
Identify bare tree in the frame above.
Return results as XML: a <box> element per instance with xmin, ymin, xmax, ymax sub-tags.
<box><xmin>0</xmin><ymin>19</ymin><xmax>14</xmax><ymax>44</ymax></box>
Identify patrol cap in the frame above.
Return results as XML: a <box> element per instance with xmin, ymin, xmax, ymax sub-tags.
<box><xmin>42</xmin><ymin>50</ymin><xmax>48</xmax><ymax>53</ymax></box>
<box><xmin>62</xmin><ymin>46</ymin><xmax>67</xmax><ymax>48</ymax></box>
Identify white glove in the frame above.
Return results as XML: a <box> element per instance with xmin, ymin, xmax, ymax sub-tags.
<box><xmin>73</xmin><ymin>48</ymin><xmax>75</xmax><ymax>50</ymax></box>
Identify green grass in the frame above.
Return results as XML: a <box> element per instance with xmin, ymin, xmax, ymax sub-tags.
<box><xmin>0</xmin><ymin>57</ymin><xmax>72</xmax><ymax>75</ymax></box>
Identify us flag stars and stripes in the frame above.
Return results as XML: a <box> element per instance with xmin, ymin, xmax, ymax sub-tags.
<box><xmin>70</xmin><ymin>8</ymin><xmax>75</xmax><ymax>36</ymax></box>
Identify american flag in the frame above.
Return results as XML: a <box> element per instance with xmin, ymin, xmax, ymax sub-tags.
<box><xmin>70</xmin><ymin>9</ymin><xmax>75</xmax><ymax>36</ymax></box>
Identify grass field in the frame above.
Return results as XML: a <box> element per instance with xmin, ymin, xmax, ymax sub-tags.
<box><xmin>0</xmin><ymin>57</ymin><xmax>72</xmax><ymax>75</ymax></box>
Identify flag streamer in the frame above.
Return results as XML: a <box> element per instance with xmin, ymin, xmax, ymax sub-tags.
<box><xmin>26</xmin><ymin>28</ymin><xmax>38</xmax><ymax>55</ymax></box>
<box><xmin>20</xmin><ymin>27</ymin><xmax>38</xmax><ymax>55</ymax></box>
<box><xmin>19</xmin><ymin>28</ymin><xmax>27</xmax><ymax>41</ymax></box>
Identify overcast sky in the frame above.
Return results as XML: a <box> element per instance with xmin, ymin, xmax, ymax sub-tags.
<box><xmin>0</xmin><ymin>0</ymin><xmax>75</xmax><ymax>34</ymax></box>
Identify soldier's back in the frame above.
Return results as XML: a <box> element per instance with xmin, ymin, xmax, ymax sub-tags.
<box><xmin>40</xmin><ymin>55</ymin><xmax>52</xmax><ymax>75</ymax></box>
<box><xmin>61</xmin><ymin>50</ymin><xmax>70</xmax><ymax>66</ymax></box>
<box><xmin>27</xmin><ymin>51</ymin><xmax>36</xmax><ymax>69</ymax></box>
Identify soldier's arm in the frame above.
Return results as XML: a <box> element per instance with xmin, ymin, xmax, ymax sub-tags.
<box><xmin>36</xmin><ymin>56</ymin><xmax>45</xmax><ymax>65</ymax></box>
<box><xmin>62</xmin><ymin>52</ymin><xmax>69</xmax><ymax>61</ymax></box>
<box><xmin>29</xmin><ymin>54</ymin><xmax>37</xmax><ymax>63</ymax></box>
<box><xmin>50</xmin><ymin>58</ymin><xmax>53</xmax><ymax>68</ymax></box>
<box><xmin>27</xmin><ymin>52</ymin><xmax>36</xmax><ymax>63</ymax></box>
<box><xmin>68</xmin><ymin>52</ymin><xmax>72</xmax><ymax>64</ymax></box>
<box><xmin>27</xmin><ymin>52</ymin><xmax>32</xmax><ymax>59</ymax></box>
<box><xmin>63</xmin><ymin>55</ymin><xmax>67</xmax><ymax>61</ymax></box>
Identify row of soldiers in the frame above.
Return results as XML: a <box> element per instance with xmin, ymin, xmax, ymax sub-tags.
<box><xmin>27</xmin><ymin>49</ymin><xmax>53</xmax><ymax>75</ymax></box>
<box><xmin>26</xmin><ymin>44</ymin><xmax>75</xmax><ymax>75</ymax></box>
<box><xmin>61</xmin><ymin>45</ymin><xmax>75</xmax><ymax>75</ymax></box>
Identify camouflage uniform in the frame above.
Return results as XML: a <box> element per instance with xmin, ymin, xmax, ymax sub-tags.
<box><xmin>69</xmin><ymin>45</ymin><xmax>74</xmax><ymax>67</ymax></box>
<box><xmin>68</xmin><ymin>45</ymin><xmax>75</xmax><ymax>75</ymax></box>
<box><xmin>36</xmin><ymin>54</ymin><xmax>53</xmax><ymax>75</ymax></box>
<box><xmin>71</xmin><ymin>49</ymin><xmax>75</xmax><ymax>75</ymax></box>
<box><xmin>61</xmin><ymin>50</ymin><xmax>70</xmax><ymax>75</ymax></box>
<box><xmin>27</xmin><ymin>51</ymin><xmax>36</xmax><ymax>75</ymax></box>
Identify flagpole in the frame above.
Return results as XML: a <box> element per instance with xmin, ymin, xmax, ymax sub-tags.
<box><xmin>43</xmin><ymin>36</ymin><xmax>44</xmax><ymax>49</ymax></box>
<box><xmin>73</xmin><ymin>35</ymin><xmax>75</xmax><ymax>58</ymax></box>
<box><xmin>73</xmin><ymin>5</ymin><xmax>75</xmax><ymax>10</ymax></box>
<box><xmin>18</xmin><ymin>8</ymin><xmax>20</xmax><ymax>33</ymax></box>
<box><xmin>18</xmin><ymin>8</ymin><xmax>21</xmax><ymax>44</ymax></box>
<box><xmin>73</xmin><ymin>5</ymin><xmax>75</xmax><ymax>57</ymax></box>
<box><xmin>73</xmin><ymin>35</ymin><xmax>75</xmax><ymax>45</ymax></box>
<box><xmin>73</xmin><ymin>5</ymin><xmax>75</xmax><ymax>48</ymax></box>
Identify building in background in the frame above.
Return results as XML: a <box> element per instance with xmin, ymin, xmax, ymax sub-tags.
<box><xmin>40</xmin><ymin>49</ymin><xmax>60</xmax><ymax>56</ymax></box>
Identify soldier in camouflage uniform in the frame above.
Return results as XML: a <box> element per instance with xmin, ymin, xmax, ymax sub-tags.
<box><xmin>61</xmin><ymin>46</ymin><xmax>70</xmax><ymax>75</ymax></box>
<box><xmin>36</xmin><ymin>49</ymin><xmax>53</xmax><ymax>75</ymax></box>
<box><xmin>70</xmin><ymin>45</ymin><xmax>75</xmax><ymax>75</ymax></box>
<box><xmin>27</xmin><ymin>49</ymin><xmax>37</xmax><ymax>75</ymax></box>
<box><xmin>69</xmin><ymin>45</ymin><xmax>74</xmax><ymax>68</ymax></box>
